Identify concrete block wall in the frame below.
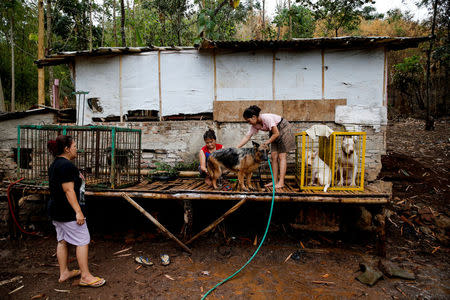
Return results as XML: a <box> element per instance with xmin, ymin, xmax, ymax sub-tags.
<box><xmin>0</xmin><ymin>149</ymin><xmax>17</xmax><ymax>182</ymax></box>
<box><xmin>0</xmin><ymin>121</ymin><xmax>385</xmax><ymax>184</ymax></box>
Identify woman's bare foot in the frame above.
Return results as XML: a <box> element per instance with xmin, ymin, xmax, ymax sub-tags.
<box><xmin>274</xmin><ymin>183</ymin><xmax>285</xmax><ymax>189</ymax></box>
<box><xmin>264</xmin><ymin>182</ymin><xmax>274</xmax><ymax>188</ymax></box>
<box><xmin>58</xmin><ymin>269</ymin><xmax>81</xmax><ymax>283</ymax></box>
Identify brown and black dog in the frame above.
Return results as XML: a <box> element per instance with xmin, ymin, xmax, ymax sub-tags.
<box><xmin>207</xmin><ymin>141</ymin><xmax>269</xmax><ymax>191</ymax></box>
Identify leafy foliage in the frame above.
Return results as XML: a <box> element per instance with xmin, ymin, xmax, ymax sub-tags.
<box><xmin>272</xmin><ymin>4</ymin><xmax>315</xmax><ymax>39</ymax></box>
<box><xmin>297</xmin><ymin>0</ymin><xmax>374</xmax><ymax>36</ymax></box>
<box><xmin>392</xmin><ymin>55</ymin><xmax>426</xmax><ymax>111</ymax></box>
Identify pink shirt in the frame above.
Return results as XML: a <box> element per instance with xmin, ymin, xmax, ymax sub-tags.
<box><xmin>247</xmin><ymin>113</ymin><xmax>282</xmax><ymax>136</ymax></box>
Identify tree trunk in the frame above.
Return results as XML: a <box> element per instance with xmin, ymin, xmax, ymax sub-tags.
<box><xmin>177</xmin><ymin>13</ymin><xmax>182</xmax><ymax>45</ymax></box>
<box><xmin>262</xmin><ymin>0</ymin><xmax>265</xmax><ymax>29</ymax></box>
<box><xmin>113</xmin><ymin>0</ymin><xmax>118</xmax><ymax>46</ymax></box>
<box><xmin>288</xmin><ymin>0</ymin><xmax>292</xmax><ymax>39</ymax></box>
<box><xmin>131</xmin><ymin>0</ymin><xmax>137</xmax><ymax>46</ymax></box>
<box><xmin>46</xmin><ymin>0</ymin><xmax>53</xmax><ymax>107</ymax></box>
<box><xmin>10</xmin><ymin>13</ymin><xmax>15</xmax><ymax>112</ymax></box>
<box><xmin>425</xmin><ymin>0</ymin><xmax>438</xmax><ymax>130</ymax></box>
<box><xmin>0</xmin><ymin>76</ymin><xmax>5</xmax><ymax>112</ymax></box>
<box><xmin>101</xmin><ymin>2</ymin><xmax>105</xmax><ymax>47</ymax></box>
<box><xmin>89</xmin><ymin>0</ymin><xmax>93</xmax><ymax>51</ymax></box>
<box><xmin>120</xmin><ymin>0</ymin><xmax>126</xmax><ymax>47</ymax></box>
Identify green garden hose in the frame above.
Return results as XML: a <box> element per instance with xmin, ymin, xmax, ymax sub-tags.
<box><xmin>201</xmin><ymin>157</ymin><xmax>276</xmax><ymax>299</ymax></box>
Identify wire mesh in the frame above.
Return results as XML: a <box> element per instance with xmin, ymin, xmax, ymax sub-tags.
<box><xmin>17</xmin><ymin>125</ymin><xmax>141</xmax><ymax>189</ymax></box>
<box><xmin>295</xmin><ymin>131</ymin><xmax>366</xmax><ymax>191</ymax></box>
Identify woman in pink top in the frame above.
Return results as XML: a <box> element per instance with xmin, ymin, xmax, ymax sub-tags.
<box><xmin>237</xmin><ymin>105</ymin><xmax>294</xmax><ymax>189</ymax></box>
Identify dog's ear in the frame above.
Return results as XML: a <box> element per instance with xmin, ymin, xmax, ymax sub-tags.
<box><xmin>252</xmin><ymin>141</ymin><xmax>260</xmax><ymax>148</ymax></box>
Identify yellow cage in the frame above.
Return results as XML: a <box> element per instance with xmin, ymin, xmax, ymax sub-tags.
<box><xmin>295</xmin><ymin>132</ymin><xmax>366</xmax><ymax>191</ymax></box>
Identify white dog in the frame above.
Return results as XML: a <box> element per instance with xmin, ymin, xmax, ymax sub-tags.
<box><xmin>338</xmin><ymin>136</ymin><xmax>359</xmax><ymax>186</ymax></box>
<box><xmin>306</xmin><ymin>150</ymin><xmax>331</xmax><ymax>192</ymax></box>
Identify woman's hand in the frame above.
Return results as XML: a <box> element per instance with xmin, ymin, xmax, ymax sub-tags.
<box><xmin>76</xmin><ymin>211</ymin><xmax>85</xmax><ymax>225</ymax></box>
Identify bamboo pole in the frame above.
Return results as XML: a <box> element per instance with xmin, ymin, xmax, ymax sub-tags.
<box><xmin>186</xmin><ymin>198</ymin><xmax>247</xmax><ymax>245</ymax></box>
<box><xmin>121</xmin><ymin>192</ymin><xmax>192</xmax><ymax>253</ymax></box>
<box><xmin>38</xmin><ymin>0</ymin><xmax>45</xmax><ymax>106</ymax></box>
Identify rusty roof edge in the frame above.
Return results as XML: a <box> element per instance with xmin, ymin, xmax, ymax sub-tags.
<box><xmin>34</xmin><ymin>46</ymin><xmax>198</xmax><ymax>66</ymax></box>
<box><xmin>197</xmin><ymin>36</ymin><xmax>432</xmax><ymax>51</ymax></box>
<box><xmin>35</xmin><ymin>36</ymin><xmax>431</xmax><ymax>66</ymax></box>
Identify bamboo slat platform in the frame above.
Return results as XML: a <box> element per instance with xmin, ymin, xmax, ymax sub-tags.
<box><xmin>7</xmin><ymin>178</ymin><xmax>390</xmax><ymax>204</ymax></box>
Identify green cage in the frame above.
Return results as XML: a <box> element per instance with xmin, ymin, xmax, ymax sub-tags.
<box><xmin>16</xmin><ymin>125</ymin><xmax>141</xmax><ymax>189</ymax></box>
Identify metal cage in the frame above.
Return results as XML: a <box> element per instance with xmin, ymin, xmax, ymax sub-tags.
<box><xmin>17</xmin><ymin>125</ymin><xmax>141</xmax><ymax>189</ymax></box>
<box><xmin>295</xmin><ymin>131</ymin><xmax>366</xmax><ymax>191</ymax></box>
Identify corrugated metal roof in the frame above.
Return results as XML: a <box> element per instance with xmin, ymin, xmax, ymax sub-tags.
<box><xmin>35</xmin><ymin>36</ymin><xmax>430</xmax><ymax>67</ymax></box>
<box><xmin>198</xmin><ymin>36</ymin><xmax>430</xmax><ymax>51</ymax></box>
<box><xmin>35</xmin><ymin>46</ymin><xmax>196</xmax><ymax>67</ymax></box>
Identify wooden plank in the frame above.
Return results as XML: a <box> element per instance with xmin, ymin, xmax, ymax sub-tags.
<box><xmin>186</xmin><ymin>198</ymin><xmax>247</xmax><ymax>245</ymax></box>
<box><xmin>214</xmin><ymin>100</ymin><xmax>283</xmax><ymax>122</ymax></box>
<box><xmin>213</xmin><ymin>99</ymin><xmax>346</xmax><ymax>122</ymax></box>
<box><xmin>282</xmin><ymin>99</ymin><xmax>346</xmax><ymax>121</ymax></box>
<box><xmin>121</xmin><ymin>193</ymin><xmax>192</xmax><ymax>253</ymax></box>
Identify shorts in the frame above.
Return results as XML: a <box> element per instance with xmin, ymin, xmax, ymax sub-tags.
<box><xmin>53</xmin><ymin>220</ymin><xmax>90</xmax><ymax>246</ymax></box>
<box><xmin>269</xmin><ymin>118</ymin><xmax>295</xmax><ymax>153</ymax></box>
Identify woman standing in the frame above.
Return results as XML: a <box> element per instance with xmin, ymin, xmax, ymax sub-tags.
<box><xmin>236</xmin><ymin>105</ymin><xmax>294</xmax><ymax>189</ymax></box>
<box><xmin>47</xmin><ymin>135</ymin><xmax>105</xmax><ymax>287</ymax></box>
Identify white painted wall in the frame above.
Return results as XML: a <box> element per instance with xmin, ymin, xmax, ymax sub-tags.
<box><xmin>161</xmin><ymin>50</ymin><xmax>213</xmax><ymax>115</ymax></box>
<box><xmin>122</xmin><ymin>53</ymin><xmax>159</xmax><ymax>113</ymax></box>
<box><xmin>74</xmin><ymin>48</ymin><xmax>386</xmax><ymax>126</ymax></box>
<box><xmin>324</xmin><ymin>48</ymin><xmax>384</xmax><ymax>106</ymax></box>
<box><xmin>274</xmin><ymin>50</ymin><xmax>323</xmax><ymax>100</ymax></box>
<box><xmin>216</xmin><ymin>50</ymin><xmax>273</xmax><ymax>100</ymax></box>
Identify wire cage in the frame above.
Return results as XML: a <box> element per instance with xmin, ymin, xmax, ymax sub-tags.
<box><xmin>295</xmin><ymin>131</ymin><xmax>366</xmax><ymax>191</ymax></box>
<box><xmin>17</xmin><ymin>125</ymin><xmax>141</xmax><ymax>189</ymax></box>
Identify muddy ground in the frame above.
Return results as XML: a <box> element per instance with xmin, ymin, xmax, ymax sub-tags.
<box><xmin>1</xmin><ymin>119</ymin><xmax>449</xmax><ymax>299</ymax></box>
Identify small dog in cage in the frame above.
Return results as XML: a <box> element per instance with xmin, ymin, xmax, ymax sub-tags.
<box><xmin>207</xmin><ymin>142</ymin><xmax>269</xmax><ymax>191</ymax></box>
<box><xmin>306</xmin><ymin>150</ymin><xmax>331</xmax><ymax>192</ymax></box>
<box><xmin>105</xmin><ymin>147</ymin><xmax>134</xmax><ymax>173</ymax></box>
<box><xmin>338</xmin><ymin>136</ymin><xmax>359</xmax><ymax>186</ymax></box>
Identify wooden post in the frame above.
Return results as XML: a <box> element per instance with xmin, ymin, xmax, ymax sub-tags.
<box><xmin>38</xmin><ymin>0</ymin><xmax>45</xmax><ymax>106</ymax></box>
<box><xmin>375</xmin><ymin>213</ymin><xmax>386</xmax><ymax>257</ymax></box>
<box><xmin>186</xmin><ymin>198</ymin><xmax>247</xmax><ymax>245</ymax></box>
<box><xmin>0</xmin><ymin>74</ymin><xmax>5</xmax><ymax>111</ymax></box>
<box><xmin>180</xmin><ymin>199</ymin><xmax>193</xmax><ymax>241</ymax></box>
<box><xmin>121</xmin><ymin>193</ymin><xmax>192</xmax><ymax>254</ymax></box>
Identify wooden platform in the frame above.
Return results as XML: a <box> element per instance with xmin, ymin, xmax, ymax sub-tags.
<box><xmin>94</xmin><ymin>178</ymin><xmax>390</xmax><ymax>204</ymax></box>
<box><xmin>7</xmin><ymin>178</ymin><xmax>391</xmax><ymax>204</ymax></box>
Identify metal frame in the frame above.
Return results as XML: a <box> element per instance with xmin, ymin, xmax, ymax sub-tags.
<box><xmin>16</xmin><ymin>125</ymin><xmax>141</xmax><ymax>189</ymax></box>
<box><xmin>295</xmin><ymin>131</ymin><xmax>366</xmax><ymax>191</ymax></box>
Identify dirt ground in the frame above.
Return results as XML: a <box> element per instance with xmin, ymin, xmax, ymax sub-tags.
<box><xmin>1</xmin><ymin>119</ymin><xmax>449</xmax><ymax>299</ymax></box>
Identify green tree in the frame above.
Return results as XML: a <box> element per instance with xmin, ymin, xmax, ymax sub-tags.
<box><xmin>273</xmin><ymin>4</ymin><xmax>315</xmax><ymax>39</ymax></box>
<box><xmin>361</xmin><ymin>6</ymin><xmax>384</xmax><ymax>20</ymax></box>
<box><xmin>392</xmin><ymin>55</ymin><xmax>425</xmax><ymax>112</ymax></box>
<box><xmin>196</xmin><ymin>0</ymin><xmax>256</xmax><ymax>42</ymax></box>
<box><xmin>297</xmin><ymin>0</ymin><xmax>374</xmax><ymax>36</ymax></box>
